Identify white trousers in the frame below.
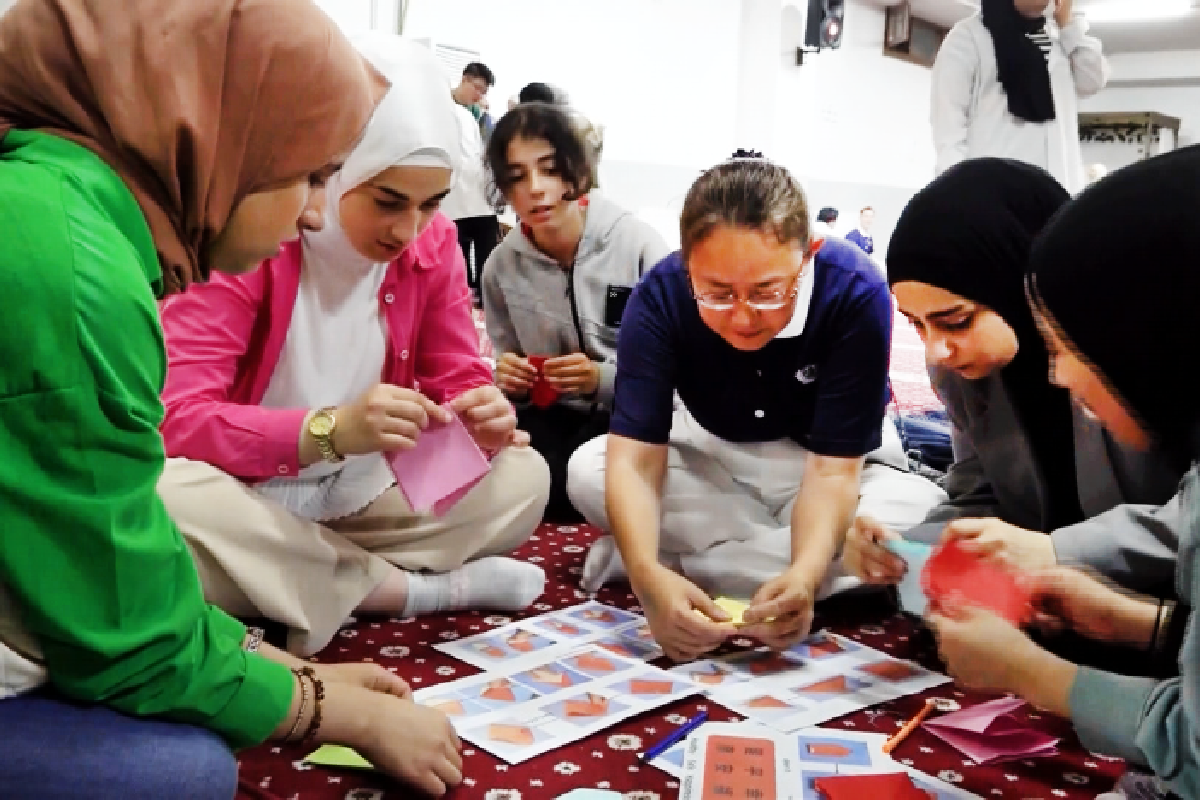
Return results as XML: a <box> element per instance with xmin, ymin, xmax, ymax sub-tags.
<box><xmin>566</xmin><ymin>408</ymin><xmax>947</xmax><ymax>599</ymax></box>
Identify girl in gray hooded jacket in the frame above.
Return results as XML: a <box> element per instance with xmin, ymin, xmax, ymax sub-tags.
<box><xmin>482</xmin><ymin>103</ymin><xmax>670</xmax><ymax>520</ymax></box>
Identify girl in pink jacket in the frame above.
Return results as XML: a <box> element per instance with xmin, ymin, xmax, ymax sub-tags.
<box><xmin>158</xmin><ymin>35</ymin><xmax>550</xmax><ymax>657</ymax></box>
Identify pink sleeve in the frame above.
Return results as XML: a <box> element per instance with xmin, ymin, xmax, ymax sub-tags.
<box><xmin>160</xmin><ymin>265</ymin><xmax>307</xmax><ymax>482</ymax></box>
<box><xmin>412</xmin><ymin>218</ymin><xmax>494</xmax><ymax>404</ymax></box>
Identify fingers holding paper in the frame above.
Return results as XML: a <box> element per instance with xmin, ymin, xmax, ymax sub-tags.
<box><xmin>941</xmin><ymin>518</ymin><xmax>1057</xmax><ymax>572</ymax></box>
<box><xmin>449</xmin><ymin>385</ymin><xmax>518</xmax><ymax>452</ymax></box>
<box><xmin>926</xmin><ymin>602</ymin><xmax>1035</xmax><ymax>693</ymax></box>
<box><xmin>740</xmin><ymin>567</ymin><xmax>816</xmax><ymax>650</ymax></box>
<box><xmin>543</xmin><ymin>353</ymin><xmax>600</xmax><ymax>396</ymax></box>
<box><xmin>844</xmin><ymin>515</ymin><xmax>906</xmax><ymax>584</ymax></box>
<box><xmin>335</xmin><ymin>383</ymin><xmax>452</xmax><ymax>455</ymax></box>
<box><xmin>638</xmin><ymin>565</ymin><xmax>736</xmax><ymax>662</ymax></box>
<box><xmin>1024</xmin><ymin>566</ymin><xmax>1157</xmax><ymax>646</ymax></box>
<box><xmin>496</xmin><ymin>352</ymin><xmax>536</xmax><ymax>397</ymax></box>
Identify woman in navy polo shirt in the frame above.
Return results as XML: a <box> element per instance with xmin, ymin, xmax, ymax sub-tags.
<box><xmin>566</xmin><ymin>153</ymin><xmax>945</xmax><ymax>661</ymax></box>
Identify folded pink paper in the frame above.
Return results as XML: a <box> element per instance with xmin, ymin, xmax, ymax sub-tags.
<box><xmin>922</xmin><ymin>697</ymin><xmax>1059</xmax><ymax>765</ymax></box>
<box><xmin>386</xmin><ymin>410</ymin><xmax>490</xmax><ymax>516</ymax></box>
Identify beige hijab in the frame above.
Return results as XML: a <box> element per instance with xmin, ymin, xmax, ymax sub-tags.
<box><xmin>0</xmin><ymin>0</ymin><xmax>385</xmax><ymax>294</ymax></box>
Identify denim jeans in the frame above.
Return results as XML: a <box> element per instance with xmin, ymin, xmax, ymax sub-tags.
<box><xmin>0</xmin><ymin>692</ymin><xmax>238</xmax><ymax>799</ymax></box>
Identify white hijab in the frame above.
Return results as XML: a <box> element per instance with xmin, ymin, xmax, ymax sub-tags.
<box><xmin>261</xmin><ymin>35</ymin><xmax>463</xmax><ymax>419</ymax></box>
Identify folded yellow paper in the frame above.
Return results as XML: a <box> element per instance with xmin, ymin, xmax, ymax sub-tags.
<box><xmin>695</xmin><ymin>596</ymin><xmax>771</xmax><ymax>627</ymax></box>
<box><xmin>715</xmin><ymin>596</ymin><xmax>750</xmax><ymax>625</ymax></box>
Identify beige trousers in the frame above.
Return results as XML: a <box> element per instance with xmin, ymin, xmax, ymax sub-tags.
<box><xmin>159</xmin><ymin>446</ymin><xmax>550</xmax><ymax>656</ymax></box>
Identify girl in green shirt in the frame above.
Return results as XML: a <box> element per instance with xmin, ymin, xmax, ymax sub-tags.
<box><xmin>0</xmin><ymin>0</ymin><xmax>464</xmax><ymax>797</ymax></box>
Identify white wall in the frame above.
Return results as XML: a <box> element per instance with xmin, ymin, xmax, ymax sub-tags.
<box><xmin>313</xmin><ymin>0</ymin><xmax>402</xmax><ymax>36</ymax></box>
<box><xmin>773</xmin><ymin>1</ymin><xmax>937</xmax><ymax>254</ymax></box>
<box><xmin>399</xmin><ymin>0</ymin><xmax>935</xmax><ymax>255</ymax></box>
<box><xmin>404</xmin><ymin>0</ymin><xmax>741</xmax><ymax>170</ymax></box>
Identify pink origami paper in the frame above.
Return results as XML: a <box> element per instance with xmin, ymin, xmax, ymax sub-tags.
<box><xmin>922</xmin><ymin>697</ymin><xmax>1059</xmax><ymax>765</ymax></box>
<box><xmin>387</xmin><ymin>409</ymin><xmax>490</xmax><ymax>516</ymax></box>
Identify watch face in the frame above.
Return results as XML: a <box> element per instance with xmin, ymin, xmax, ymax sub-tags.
<box><xmin>309</xmin><ymin>414</ymin><xmax>335</xmax><ymax>437</ymax></box>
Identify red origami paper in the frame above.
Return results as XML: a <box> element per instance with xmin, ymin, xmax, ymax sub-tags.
<box><xmin>527</xmin><ymin>355</ymin><xmax>560</xmax><ymax>409</ymax></box>
<box><xmin>922</xmin><ymin>539</ymin><xmax>1032</xmax><ymax>625</ymax></box>
<box><xmin>813</xmin><ymin>773</ymin><xmax>927</xmax><ymax>800</ymax></box>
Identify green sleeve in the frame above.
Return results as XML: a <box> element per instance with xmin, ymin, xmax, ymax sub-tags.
<box><xmin>0</xmin><ymin>132</ymin><xmax>292</xmax><ymax>749</ymax></box>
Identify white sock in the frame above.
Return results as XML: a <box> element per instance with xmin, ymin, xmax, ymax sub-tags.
<box><xmin>581</xmin><ymin>535</ymin><xmax>680</xmax><ymax>593</ymax></box>
<box><xmin>401</xmin><ymin>557</ymin><xmax>546</xmax><ymax>617</ymax></box>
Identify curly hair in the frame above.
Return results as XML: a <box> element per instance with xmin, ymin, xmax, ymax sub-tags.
<box><xmin>484</xmin><ymin>102</ymin><xmax>594</xmax><ymax>207</ymax></box>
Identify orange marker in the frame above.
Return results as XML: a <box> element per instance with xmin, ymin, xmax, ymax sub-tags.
<box><xmin>883</xmin><ymin>698</ymin><xmax>935</xmax><ymax>754</ymax></box>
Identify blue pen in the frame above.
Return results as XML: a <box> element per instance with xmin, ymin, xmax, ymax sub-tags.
<box><xmin>639</xmin><ymin>710</ymin><xmax>708</xmax><ymax>761</ymax></box>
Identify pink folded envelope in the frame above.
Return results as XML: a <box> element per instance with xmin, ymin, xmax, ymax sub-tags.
<box><xmin>922</xmin><ymin>697</ymin><xmax>1059</xmax><ymax>765</ymax></box>
<box><xmin>386</xmin><ymin>409</ymin><xmax>490</xmax><ymax>516</ymax></box>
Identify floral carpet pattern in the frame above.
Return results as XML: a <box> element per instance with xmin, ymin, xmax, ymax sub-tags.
<box><xmin>235</xmin><ymin>523</ymin><xmax>1123</xmax><ymax>800</ymax></box>
<box><xmin>233</xmin><ymin>312</ymin><xmax>1118</xmax><ymax>799</ymax></box>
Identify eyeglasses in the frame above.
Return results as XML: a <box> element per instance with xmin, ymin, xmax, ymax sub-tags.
<box><xmin>689</xmin><ymin>271</ymin><xmax>803</xmax><ymax>312</ymax></box>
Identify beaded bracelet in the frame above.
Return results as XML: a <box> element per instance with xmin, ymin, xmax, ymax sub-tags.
<box><xmin>294</xmin><ymin>666</ymin><xmax>326</xmax><ymax>744</ymax></box>
<box><xmin>285</xmin><ymin>670</ymin><xmax>311</xmax><ymax>743</ymax></box>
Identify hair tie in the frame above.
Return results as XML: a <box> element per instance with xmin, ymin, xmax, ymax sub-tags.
<box><xmin>729</xmin><ymin>148</ymin><xmax>766</xmax><ymax>161</ymax></box>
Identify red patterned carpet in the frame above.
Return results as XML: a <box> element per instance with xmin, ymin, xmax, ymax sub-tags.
<box><xmin>235</xmin><ymin>521</ymin><xmax>1123</xmax><ymax>800</ymax></box>
<box><xmin>233</xmin><ymin>313</ymin><xmax>1120</xmax><ymax>798</ymax></box>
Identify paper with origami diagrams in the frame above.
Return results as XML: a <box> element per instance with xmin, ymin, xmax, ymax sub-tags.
<box><xmin>435</xmin><ymin>600</ymin><xmax>661</xmax><ymax>670</ymax></box>
<box><xmin>664</xmin><ymin>722</ymin><xmax>980</xmax><ymax>799</ymax></box>
<box><xmin>414</xmin><ymin>644</ymin><xmax>696</xmax><ymax>764</ymax></box>
<box><xmin>670</xmin><ymin>631</ymin><xmax>949</xmax><ymax>733</ymax></box>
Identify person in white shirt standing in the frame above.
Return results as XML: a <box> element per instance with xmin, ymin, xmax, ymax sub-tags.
<box><xmin>445</xmin><ymin>61</ymin><xmax>500</xmax><ymax>305</ymax></box>
<box><xmin>931</xmin><ymin>0</ymin><xmax>1109</xmax><ymax>195</ymax></box>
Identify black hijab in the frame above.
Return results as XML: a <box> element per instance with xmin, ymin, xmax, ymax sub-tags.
<box><xmin>1029</xmin><ymin>144</ymin><xmax>1200</xmax><ymax>466</ymax></box>
<box><xmin>981</xmin><ymin>0</ymin><xmax>1055</xmax><ymax>123</ymax></box>
<box><xmin>889</xmin><ymin>158</ymin><xmax>1081</xmax><ymax>529</ymax></box>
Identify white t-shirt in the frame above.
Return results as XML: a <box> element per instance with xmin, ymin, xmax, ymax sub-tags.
<box><xmin>442</xmin><ymin>103</ymin><xmax>494</xmax><ymax>220</ymax></box>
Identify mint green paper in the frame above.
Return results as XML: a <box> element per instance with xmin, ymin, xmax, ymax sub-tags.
<box><xmin>304</xmin><ymin>744</ymin><xmax>375</xmax><ymax>770</ymax></box>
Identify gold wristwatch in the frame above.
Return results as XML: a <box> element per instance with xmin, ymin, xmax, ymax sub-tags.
<box><xmin>308</xmin><ymin>406</ymin><xmax>343</xmax><ymax>463</ymax></box>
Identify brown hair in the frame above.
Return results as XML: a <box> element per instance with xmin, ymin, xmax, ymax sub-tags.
<box><xmin>485</xmin><ymin>102</ymin><xmax>594</xmax><ymax>207</ymax></box>
<box><xmin>680</xmin><ymin>158</ymin><xmax>811</xmax><ymax>266</ymax></box>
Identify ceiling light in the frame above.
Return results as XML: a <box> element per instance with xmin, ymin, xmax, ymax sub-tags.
<box><xmin>1084</xmin><ymin>0</ymin><xmax>1195</xmax><ymax>23</ymax></box>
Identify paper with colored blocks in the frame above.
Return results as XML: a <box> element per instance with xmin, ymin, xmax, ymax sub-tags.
<box><xmin>629</xmin><ymin>679</ymin><xmax>675</xmax><ymax>695</ymax></box>
<box><xmin>672</xmin><ymin>632</ymin><xmax>949</xmax><ymax>733</ymax></box>
<box><xmin>435</xmin><ymin>601</ymin><xmax>657</xmax><ymax>670</ymax></box>
<box><xmin>660</xmin><ymin>722</ymin><xmax>981</xmax><ymax>799</ymax></box>
<box><xmin>488</xmin><ymin>723</ymin><xmax>536</xmax><ymax>746</ymax></box>
<box><xmin>677</xmin><ymin>723</ymin><xmax>798</xmax><ymax>800</ymax></box>
<box><xmin>564</xmin><ymin>693</ymin><xmax>609</xmax><ymax>717</ymax></box>
<box><xmin>415</xmin><ymin>640</ymin><xmax>696</xmax><ymax>764</ymax></box>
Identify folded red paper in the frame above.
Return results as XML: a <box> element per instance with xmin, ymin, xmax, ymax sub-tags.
<box><xmin>813</xmin><ymin>772</ymin><xmax>927</xmax><ymax>800</ymax></box>
<box><xmin>921</xmin><ymin>539</ymin><xmax>1032</xmax><ymax>625</ymax></box>
<box><xmin>527</xmin><ymin>355</ymin><xmax>560</xmax><ymax>409</ymax></box>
